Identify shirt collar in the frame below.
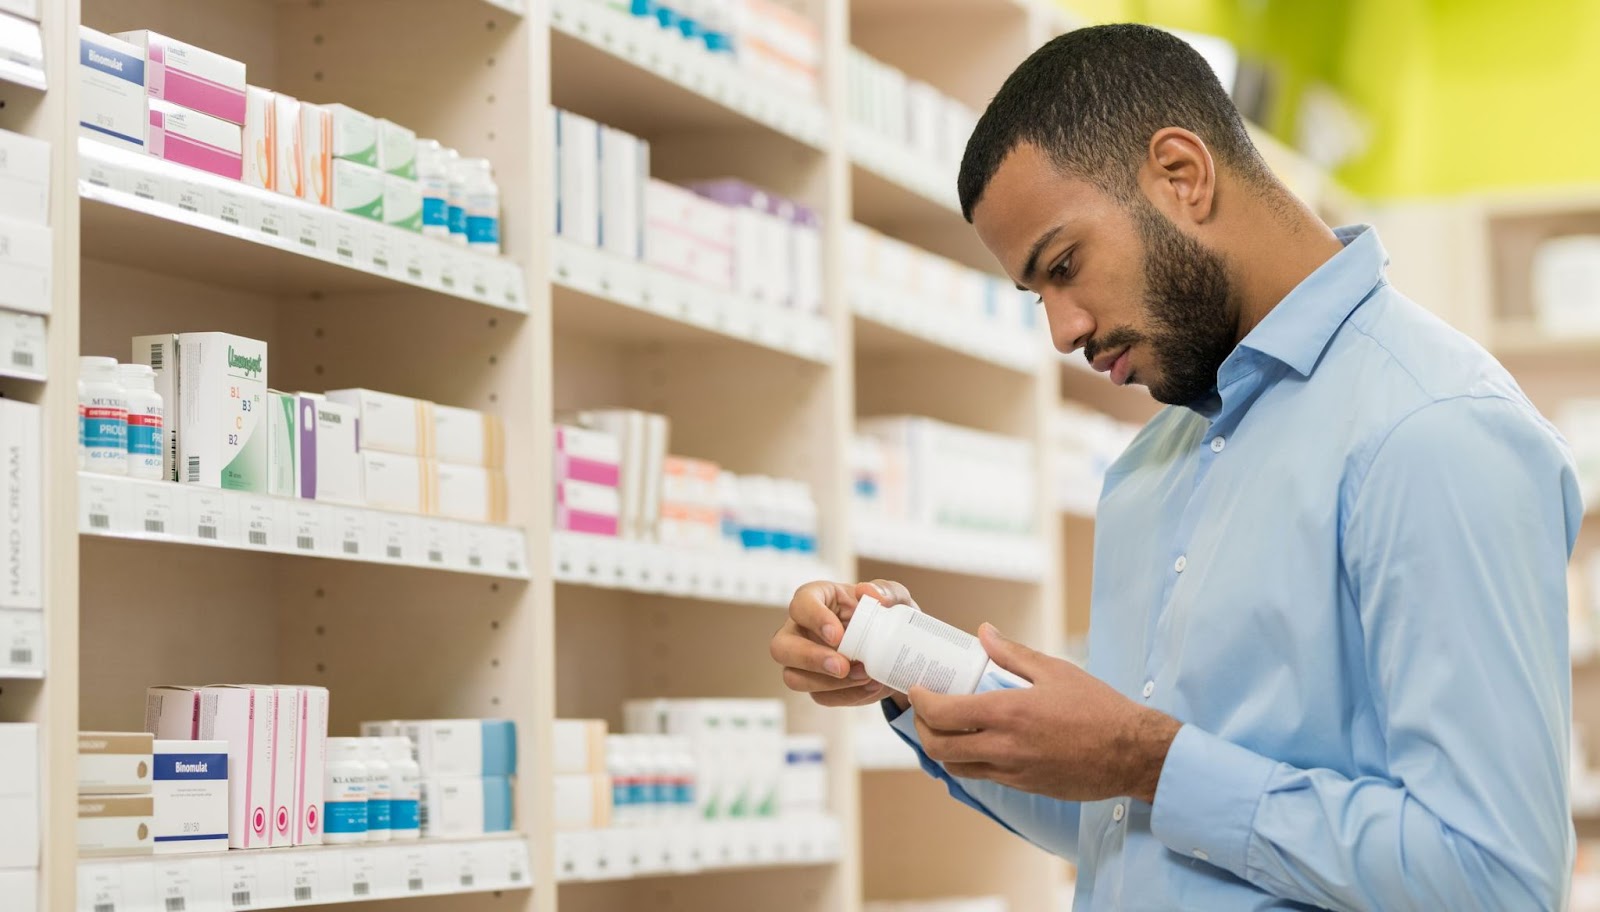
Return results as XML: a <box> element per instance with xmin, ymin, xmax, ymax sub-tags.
<box><xmin>1235</xmin><ymin>225</ymin><xmax>1388</xmax><ymax>378</ymax></box>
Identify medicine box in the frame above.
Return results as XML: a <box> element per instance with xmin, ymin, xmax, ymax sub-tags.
<box><xmin>383</xmin><ymin>173</ymin><xmax>423</xmax><ymax>233</ymax></box>
<box><xmin>300</xmin><ymin>102</ymin><xmax>333</xmax><ymax>205</ymax></box>
<box><xmin>297</xmin><ymin>394</ymin><xmax>363</xmax><ymax>505</ymax></box>
<box><xmin>131</xmin><ymin>334</ymin><xmax>181</xmax><ymax>482</ymax></box>
<box><xmin>115</xmin><ymin>29</ymin><xmax>247</xmax><ymax>124</ymax></box>
<box><xmin>265</xmin><ymin>390</ymin><xmax>297</xmax><ymax>498</ymax></box>
<box><xmin>377</xmin><ymin>118</ymin><xmax>417</xmax><ymax>179</ymax></box>
<box><xmin>325</xmin><ymin>103</ymin><xmax>378</xmax><ymax>167</ymax></box>
<box><xmin>396</xmin><ymin>718</ymin><xmax>516</xmax><ymax>778</ymax></box>
<box><xmin>152</xmin><ymin>739</ymin><xmax>229</xmax><ymax>854</ymax></box>
<box><xmin>0</xmin><ymin>869</ymin><xmax>36</xmax><ymax>912</ymax></box>
<box><xmin>434</xmin><ymin>462</ymin><xmax>507</xmax><ymax>524</ymax></box>
<box><xmin>327</xmin><ymin>388</ymin><xmax>433</xmax><ymax>457</ymax></box>
<box><xmin>176</xmin><ymin>332</ymin><xmax>268</xmax><ymax>492</ymax></box>
<box><xmin>555</xmin><ymin>109</ymin><xmax>600</xmax><ymax>247</ymax></box>
<box><xmin>555</xmin><ymin>424</ymin><xmax>620</xmax><ymax>487</ymax></box>
<box><xmin>553</xmin><ymin>719</ymin><xmax>608</xmax><ymax>774</ymax></box>
<box><xmin>273</xmin><ymin>92</ymin><xmax>304</xmax><ymax>199</ymax></box>
<box><xmin>420</xmin><ymin>775</ymin><xmax>513</xmax><ymax>837</ymax></box>
<box><xmin>0</xmin><ymin>723</ymin><xmax>38</xmax><ymax>868</ymax></box>
<box><xmin>78</xmin><ymin>793</ymin><xmax>154</xmax><ymax>856</ymax></box>
<box><xmin>79</xmin><ymin>27</ymin><xmax>147</xmax><ymax>153</ymax></box>
<box><xmin>556</xmin><ymin>480</ymin><xmax>620</xmax><ymax>537</ymax></box>
<box><xmin>553</xmin><ymin>773</ymin><xmax>612</xmax><ymax>830</ymax></box>
<box><xmin>434</xmin><ymin>404</ymin><xmax>503</xmax><ymax>468</ymax></box>
<box><xmin>0</xmin><ymin>127</ymin><xmax>49</xmax><ymax>224</ymax></box>
<box><xmin>262</xmin><ymin>687</ymin><xmax>299</xmax><ymax>846</ymax></box>
<box><xmin>242</xmin><ymin>85</ymin><xmax>275</xmax><ymax>190</ymax></box>
<box><xmin>598</xmin><ymin>125</ymin><xmax>647</xmax><ymax>260</ymax></box>
<box><xmin>144</xmin><ymin>684</ymin><xmax>275</xmax><ymax>848</ymax></box>
<box><xmin>360</xmin><ymin>451</ymin><xmax>431</xmax><ymax>514</ymax></box>
<box><xmin>332</xmin><ymin>158</ymin><xmax>384</xmax><ymax>221</ymax></box>
<box><xmin>77</xmin><ymin>731</ymin><xmax>154</xmax><ymax>795</ymax></box>
<box><xmin>0</xmin><ymin>0</ymin><xmax>38</xmax><ymax>20</ymax></box>
<box><xmin>0</xmin><ymin>398</ymin><xmax>40</xmax><ymax>610</ymax></box>
<box><xmin>0</xmin><ymin>213</ymin><xmax>50</xmax><ymax>316</ymax></box>
<box><xmin>294</xmin><ymin>685</ymin><xmax>328</xmax><ymax>845</ymax></box>
<box><xmin>148</xmin><ymin>97</ymin><xmax>244</xmax><ymax>181</ymax></box>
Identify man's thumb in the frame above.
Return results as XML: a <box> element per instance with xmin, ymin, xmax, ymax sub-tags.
<box><xmin>979</xmin><ymin>623</ymin><xmax>1042</xmax><ymax>683</ymax></box>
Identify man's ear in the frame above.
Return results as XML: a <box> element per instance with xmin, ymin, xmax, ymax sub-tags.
<box><xmin>1140</xmin><ymin>127</ymin><xmax>1216</xmax><ymax>225</ymax></box>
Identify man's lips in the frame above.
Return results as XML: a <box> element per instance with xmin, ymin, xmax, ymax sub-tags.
<box><xmin>1091</xmin><ymin>346</ymin><xmax>1134</xmax><ymax>386</ymax></box>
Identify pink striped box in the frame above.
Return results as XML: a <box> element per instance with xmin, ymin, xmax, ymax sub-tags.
<box><xmin>557</xmin><ymin>479</ymin><xmax>620</xmax><ymax>537</ymax></box>
<box><xmin>147</xmin><ymin>98</ymin><xmax>242</xmax><ymax>181</ymax></box>
<box><xmin>555</xmin><ymin>424</ymin><xmax>621</xmax><ymax>487</ymax></box>
<box><xmin>115</xmin><ymin>30</ymin><xmax>246</xmax><ymax>124</ymax></box>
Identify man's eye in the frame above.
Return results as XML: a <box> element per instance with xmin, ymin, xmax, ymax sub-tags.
<box><xmin>1049</xmin><ymin>259</ymin><xmax>1071</xmax><ymax>280</ymax></box>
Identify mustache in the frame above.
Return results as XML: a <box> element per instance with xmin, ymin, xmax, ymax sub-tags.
<box><xmin>1083</xmin><ymin>327</ymin><xmax>1144</xmax><ymax>365</ymax></box>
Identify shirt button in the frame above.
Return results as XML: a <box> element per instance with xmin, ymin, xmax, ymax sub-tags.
<box><xmin>1210</xmin><ymin>436</ymin><xmax>1226</xmax><ymax>453</ymax></box>
<box><xmin>1141</xmin><ymin>680</ymin><xmax>1155</xmax><ymax>698</ymax></box>
<box><xmin>1193</xmin><ymin>849</ymin><xmax>1209</xmax><ymax>861</ymax></box>
<box><xmin>1112</xmin><ymin>803</ymin><xmax>1126</xmax><ymax>822</ymax></box>
<box><xmin>1174</xmin><ymin>555</ymin><xmax>1187</xmax><ymax>573</ymax></box>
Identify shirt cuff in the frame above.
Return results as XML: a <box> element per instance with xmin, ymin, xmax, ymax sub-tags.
<box><xmin>1149</xmin><ymin>724</ymin><xmax>1278</xmax><ymax>879</ymax></box>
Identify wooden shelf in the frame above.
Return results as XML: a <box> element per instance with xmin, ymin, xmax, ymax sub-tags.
<box><xmin>552</xmin><ymin>532</ymin><xmax>832</xmax><ymax>609</ymax></box>
<box><xmin>554</xmin><ymin>819</ymin><xmax>842</xmax><ymax>883</ymax></box>
<box><xmin>854</xmin><ymin>515</ymin><xmax>1045</xmax><ymax>583</ymax></box>
<box><xmin>850</xmin><ymin>280</ymin><xmax>1044</xmax><ymax>374</ymax></box>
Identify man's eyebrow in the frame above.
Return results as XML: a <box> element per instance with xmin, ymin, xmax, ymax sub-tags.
<box><xmin>1019</xmin><ymin>225</ymin><xmax>1065</xmax><ymax>286</ymax></box>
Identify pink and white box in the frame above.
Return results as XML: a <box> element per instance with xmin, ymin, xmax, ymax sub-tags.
<box><xmin>115</xmin><ymin>30</ymin><xmax>247</xmax><ymax>124</ymax></box>
<box><xmin>556</xmin><ymin>424</ymin><xmax>621</xmax><ymax>487</ymax></box>
<box><xmin>558</xmin><ymin>479</ymin><xmax>621</xmax><ymax>537</ymax></box>
<box><xmin>144</xmin><ymin>684</ymin><xmax>275</xmax><ymax>849</ymax></box>
<box><xmin>292</xmin><ymin>685</ymin><xmax>327</xmax><ymax>845</ymax></box>
<box><xmin>147</xmin><ymin>98</ymin><xmax>243</xmax><ymax>181</ymax></box>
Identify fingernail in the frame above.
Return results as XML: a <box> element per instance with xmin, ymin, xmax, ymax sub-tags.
<box><xmin>824</xmin><ymin>625</ymin><xmax>842</xmax><ymax>646</ymax></box>
<box><xmin>849</xmin><ymin>665</ymin><xmax>870</xmax><ymax>681</ymax></box>
<box><xmin>825</xmin><ymin>657</ymin><xmax>846</xmax><ymax>677</ymax></box>
<box><xmin>871</xmin><ymin>583</ymin><xmax>889</xmax><ymax>598</ymax></box>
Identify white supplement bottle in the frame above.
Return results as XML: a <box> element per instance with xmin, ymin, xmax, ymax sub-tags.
<box><xmin>361</xmin><ymin>738</ymin><xmax>393</xmax><ymax>842</ymax></box>
<box><xmin>607</xmin><ymin>734</ymin><xmax>640</xmax><ymax>828</ymax></box>
<box><xmin>323</xmin><ymin>738</ymin><xmax>369</xmax><ymax>844</ymax></box>
<box><xmin>384</xmin><ymin>737</ymin><xmax>421</xmax><ymax>840</ymax></box>
<box><xmin>79</xmin><ymin>356</ymin><xmax>127</xmax><ymax>475</ymax></box>
<box><xmin>459</xmin><ymin>157</ymin><xmax>500</xmax><ymax>255</ymax></box>
<box><xmin>117</xmin><ymin>363</ymin><xmax>165</xmax><ymax>481</ymax></box>
<box><xmin>838</xmin><ymin>596</ymin><xmax>1030</xmax><ymax>696</ymax></box>
<box><xmin>445</xmin><ymin>150</ymin><xmax>468</xmax><ymax>246</ymax></box>
<box><xmin>417</xmin><ymin>139</ymin><xmax>452</xmax><ymax>239</ymax></box>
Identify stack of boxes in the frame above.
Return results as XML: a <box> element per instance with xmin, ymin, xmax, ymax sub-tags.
<box><xmin>1051</xmin><ymin>402</ymin><xmax>1142</xmax><ymax>517</ymax></box>
<box><xmin>145</xmin><ymin>685</ymin><xmax>329</xmax><ymax>848</ymax></box>
<box><xmin>624</xmin><ymin>699</ymin><xmax>786</xmax><ymax>821</ymax></box>
<box><xmin>551</xmin><ymin>108</ymin><xmax>823</xmax><ymax>319</ymax></box>
<box><xmin>552</xmin><ymin>719</ymin><xmax>613</xmax><ymax>831</ymax></box>
<box><xmin>0</xmin><ymin>724</ymin><xmax>38</xmax><ymax>909</ymax></box>
<box><xmin>112</xmin><ymin>332</ymin><xmax>507</xmax><ymax>523</ymax></box>
<box><xmin>361</xmin><ymin>719</ymin><xmax>516</xmax><ymax>837</ymax></box>
<box><xmin>0</xmin><ymin>393</ymin><xmax>42</xmax><ymax>678</ymax></box>
<box><xmin>847</xmin><ymin>47</ymin><xmax>980</xmax><ymax>177</ymax></box>
<box><xmin>0</xmin><ymin>126</ymin><xmax>50</xmax><ymax>342</ymax></box>
<box><xmin>854</xmin><ymin>416</ymin><xmax>1036</xmax><ymax>536</ymax></box>
<box><xmin>591</xmin><ymin>0</ymin><xmax>820</xmax><ymax>99</ymax></box>
<box><xmin>77</xmin><ymin>26</ymin><xmax>499</xmax><ymax>253</ymax></box>
<box><xmin>78</xmin><ymin>731</ymin><xmax>233</xmax><ymax>857</ymax></box>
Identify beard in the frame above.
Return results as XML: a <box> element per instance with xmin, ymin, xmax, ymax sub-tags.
<box><xmin>1085</xmin><ymin>200</ymin><xmax>1237</xmax><ymax>406</ymax></box>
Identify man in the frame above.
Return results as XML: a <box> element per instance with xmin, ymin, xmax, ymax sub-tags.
<box><xmin>769</xmin><ymin>23</ymin><xmax>1583</xmax><ymax>910</ymax></box>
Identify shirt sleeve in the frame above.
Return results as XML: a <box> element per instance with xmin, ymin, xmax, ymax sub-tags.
<box><xmin>1150</xmin><ymin>394</ymin><xmax>1583</xmax><ymax>911</ymax></box>
<box><xmin>884</xmin><ymin>699</ymin><xmax>1083</xmax><ymax>861</ymax></box>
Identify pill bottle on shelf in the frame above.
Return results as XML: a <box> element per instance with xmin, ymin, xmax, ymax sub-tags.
<box><xmin>324</xmin><ymin>738</ymin><xmax>369</xmax><ymax>844</ymax></box>
<box><xmin>384</xmin><ymin>737</ymin><xmax>422</xmax><ymax>840</ymax></box>
<box><xmin>117</xmin><ymin>363</ymin><xmax>164</xmax><ymax>481</ymax></box>
<box><xmin>838</xmin><ymin>596</ymin><xmax>1030</xmax><ymax>696</ymax></box>
<box><xmin>361</xmin><ymin>738</ymin><xmax>393</xmax><ymax>843</ymax></box>
<box><xmin>80</xmin><ymin>356</ymin><xmax>127</xmax><ymax>476</ymax></box>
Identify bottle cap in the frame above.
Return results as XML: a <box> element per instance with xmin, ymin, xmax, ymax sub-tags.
<box><xmin>836</xmin><ymin>595</ymin><xmax>885</xmax><ymax>662</ymax></box>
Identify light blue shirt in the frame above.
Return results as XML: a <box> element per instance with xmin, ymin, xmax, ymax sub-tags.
<box><xmin>887</xmin><ymin>226</ymin><xmax>1583</xmax><ymax>910</ymax></box>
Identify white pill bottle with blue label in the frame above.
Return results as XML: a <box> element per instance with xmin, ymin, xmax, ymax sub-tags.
<box><xmin>838</xmin><ymin>596</ymin><xmax>1030</xmax><ymax>696</ymax></box>
<box><xmin>323</xmin><ymin>738</ymin><xmax>369</xmax><ymax>844</ymax></box>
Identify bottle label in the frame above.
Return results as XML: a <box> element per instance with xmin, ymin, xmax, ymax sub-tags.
<box><xmin>613</xmin><ymin>779</ymin><xmax>631</xmax><ymax>808</ymax></box>
<box><xmin>84</xmin><ymin>405</ymin><xmax>127</xmax><ymax>451</ymax></box>
<box><xmin>466</xmin><ymin>215</ymin><xmax>499</xmax><ymax>246</ymax></box>
<box><xmin>324</xmin><ymin>799</ymin><xmax>368</xmax><ymax>834</ymax></box>
<box><xmin>652</xmin><ymin>780</ymin><xmax>671</xmax><ymax>807</ymax></box>
<box><xmin>390</xmin><ymin>798</ymin><xmax>420</xmax><ymax>831</ymax></box>
<box><xmin>675</xmin><ymin>782</ymin><xmax>694</xmax><ymax>806</ymax></box>
<box><xmin>422</xmin><ymin>196</ymin><xmax>448</xmax><ymax>228</ymax></box>
<box><xmin>448</xmin><ymin>204</ymin><xmax>465</xmax><ymax>236</ymax></box>
<box><xmin>367</xmin><ymin>797</ymin><xmax>392</xmax><ymax>830</ymax></box>
<box><xmin>127</xmin><ymin>411</ymin><xmax>163</xmax><ymax>456</ymax></box>
<box><xmin>629</xmin><ymin>782</ymin><xmax>650</xmax><ymax>808</ymax></box>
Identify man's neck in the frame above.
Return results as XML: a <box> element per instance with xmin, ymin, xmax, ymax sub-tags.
<box><xmin>1228</xmin><ymin>196</ymin><xmax>1347</xmax><ymax>344</ymax></box>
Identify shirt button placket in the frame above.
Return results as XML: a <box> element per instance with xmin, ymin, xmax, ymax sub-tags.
<box><xmin>1112</xmin><ymin>803</ymin><xmax>1126</xmax><ymax>823</ymax></box>
<box><xmin>1210</xmin><ymin>435</ymin><xmax>1226</xmax><ymax>453</ymax></box>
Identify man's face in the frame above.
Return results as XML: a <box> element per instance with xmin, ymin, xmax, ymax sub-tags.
<box><xmin>971</xmin><ymin>142</ymin><xmax>1237</xmax><ymax>406</ymax></box>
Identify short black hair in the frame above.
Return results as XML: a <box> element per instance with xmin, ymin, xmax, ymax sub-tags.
<box><xmin>957</xmin><ymin>23</ymin><xmax>1273</xmax><ymax>221</ymax></box>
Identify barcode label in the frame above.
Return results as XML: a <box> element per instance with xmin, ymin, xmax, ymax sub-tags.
<box><xmin>343</xmin><ymin>540</ymin><xmax>359</xmax><ymax>554</ymax></box>
<box><xmin>145</xmin><ymin>519</ymin><xmax>165</xmax><ymax>534</ymax></box>
<box><xmin>352</xmin><ymin>882</ymin><xmax>369</xmax><ymax>896</ymax></box>
<box><xmin>299</xmin><ymin>235</ymin><xmax>317</xmax><ymax>249</ymax></box>
<box><xmin>510</xmin><ymin>869</ymin><xmax>524</xmax><ymax>883</ymax></box>
<box><xmin>296</xmin><ymin>535</ymin><xmax>315</xmax><ymax>550</ymax></box>
<box><xmin>293</xmin><ymin>886</ymin><xmax>312</xmax><ymax>901</ymax></box>
<box><xmin>221</xmin><ymin>211</ymin><xmax>240</xmax><ymax>225</ymax></box>
<box><xmin>9</xmin><ymin>648</ymin><xmax>31</xmax><ymax>665</ymax></box>
<box><xmin>460</xmin><ymin>873</ymin><xmax>474</xmax><ymax>887</ymax></box>
<box><xmin>336</xmin><ymin>244</ymin><xmax>354</xmax><ymax>260</ymax></box>
<box><xmin>262</xmin><ymin>224</ymin><xmax>280</xmax><ymax>236</ymax></box>
<box><xmin>90</xmin><ymin>513</ymin><xmax>111</xmax><ymax>529</ymax></box>
<box><xmin>187</xmin><ymin>456</ymin><xmax>200</xmax><ymax>483</ymax></box>
<box><xmin>166</xmin><ymin>898</ymin><xmax>186</xmax><ymax>912</ymax></box>
<box><xmin>96</xmin><ymin>903</ymin><xmax>115</xmax><ymax>912</ymax></box>
<box><xmin>198</xmin><ymin>524</ymin><xmax>218</xmax><ymax>541</ymax></box>
<box><xmin>407</xmin><ymin>264</ymin><xmax>422</xmax><ymax>280</ymax></box>
<box><xmin>149</xmin><ymin>343</ymin><xmax>164</xmax><ymax>370</ymax></box>
<box><xmin>179</xmin><ymin>198</ymin><xmax>200</xmax><ymax>213</ymax></box>
<box><xmin>386</xmin><ymin>545</ymin><xmax>402</xmax><ymax>559</ymax></box>
<box><xmin>441</xmin><ymin>271</ymin><xmax>457</xmax><ymax>289</ymax></box>
<box><xmin>11</xmin><ymin>350</ymin><xmax>33</xmax><ymax>368</ymax></box>
<box><xmin>407</xmin><ymin>877</ymin><xmax>424</xmax><ymax>892</ymax></box>
<box><xmin>468</xmin><ymin>554</ymin><xmax>482</xmax><ymax>568</ymax></box>
<box><xmin>231</xmin><ymin>891</ymin><xmax>250</xmax><ymax>907</ymax></box>
<box><xmin>428</xmin><ymin>550</ymin><xmax>443</xmax><ymax>563</ymax></box>
<box><xmin>248</xmin><ymin>530</ymin><xmax>268</xmax><ymax>546</ymax></box>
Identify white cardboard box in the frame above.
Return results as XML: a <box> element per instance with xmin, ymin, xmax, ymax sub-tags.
<box><xmin>0</xmin><ymin>722</ymin><xmax>38</xmax><ymax>867</ymax></box>
<box><xmin>131</xmin><ymin>334</ymin><xmax>181</xmax><ymax>482</ymax></box>
<box><xmin>273</xmin><ymin>92</ymin><xmax>303</xmax><ymax>199</ymax></box>
<box><xmin>77</xmin><ymin>792</ymin><xmax>153</xmax><ymax>857</ymax></box>
<box><xmin>0</xmin><ymin>607</ymin><xmax>42</xmax><ymax>675</ymax></box>
<box><xmin>145</xmin><ymin>685</ymin><xmax>275</xmax><ymax>849</ymax></box>
<box><xmin>78</xmin><ymin>27</ymin><xmax>146</xmax><ymax>153</ymax></box>
<box><xmin>552</xmin><ymin>773</ymin><xmax>611</xmax><ymax>830</ymax></box>
<box><xmin>434</xmin><ymin>404</ymin><xmax>503</xmax><ymax>468</ymax></box>
<box><xmin>296</xmin><ymin>394</ymin><xmax>362</xmax><ymax>505</ymax></box>
<box><xmin>327</xmin><ymin>388</ymin><xmax>433</xmax><ymax>457</ymax></box>
<box><xmin>263</xmin><ymin>688</ymin><xmax>300</xmax><ymax>846</ymax></box>
<box><xmin>265</xmin><ymin>390</ymin><xmax>297</xmax><ymax>498</ymax></box>
<box><xmin>77</xmin><ymin>731</ymin><xmax>153</xmax><ymax>794</ymax></box>
<box><xmin>242</xmin><ymin>85</ymin><xmax>275</xmax><ymax>190</ymax></box>
<box><xmin>0</xmin><ymin>127</ymin><xmax>48</xmax><ymax>224</ymax></box>
<box><xmin>0</xmin><ymin>398</ymin><xmax>40</xmax><ymax>610</ymax></box>
<box><xmin>552</xmin><ymin>719</ymin><xmax>607</xmax><ymax>774</ymax></box>
<box><xmin>360</xmin><ymin>451</ymin><xmax>430</xmax><ymax>514</ymax></box>
<box><xmin>0</xmin><ymin>214</ymin><xmax>49</xmax><ymax>315</ymax></box>
<box><xmin>555</xmin><ymin>109</ymin><xmax>600</xmax><ymax>247</ymax></box>
<box><xmin>114</xmin><ymin>30</ymin><xmax>247</xmax><ymax>124</ymax></box>
<box><xmin>295</xmin><ymin>685</ymin><xmax>328</xmax><ymax>845</ymax></box>
<box><xmin>434</xmin><ymin>463</ymin><xmax>506</xmax><ymax>524</ymax></box>
<box><xmin>0</xmin><ymin>868</ymin><xmax>36</xmax><ymax>912</ymax></box>
<box><xmin>152</xmin><ymin>739</ymin><xmax>230</xmax><ymax>854</ymax></box>
<box><xmin>176</xmin><ymin>332</ymin><xmax>268</xmax><ymax>492</ymax></box>
<box><xmin>0</xmin><ymin>308</ymin><xmax>46</xmax><ymax>377</ymax></box>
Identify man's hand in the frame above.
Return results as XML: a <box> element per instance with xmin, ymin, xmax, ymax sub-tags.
<box><xmin>912</xmin><ymin>624</ymin><xmax>1182</xmax><ymax>804</ymax></box>
<box><xmin>771</xmin><ymin>579</ymin><xmax>916</xmax><ymax>709</ymax></box>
